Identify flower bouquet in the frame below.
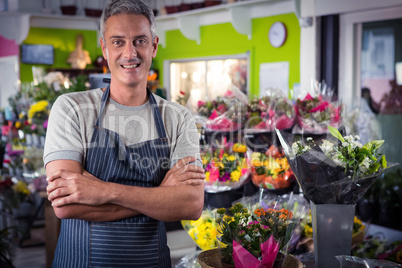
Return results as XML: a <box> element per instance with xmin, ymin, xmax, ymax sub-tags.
<box><xmin>245</xmin><ymin>88</ymin><xmax>295</xmax><ymax>133</ymax></box>
<box><xmin>193</xmin><ymin>88</ymin><xmax>248</xmax><ymax>132</ymax></box>
<box><xmin>275</xmin><ymin>125</ymin><xmax>398</xmax><ymax>268</ymax></box>
<box><xmin>181</xmin><ymin>210</ymin><xmax>218</xmax><ymax>251</ymax></box>
<box><xmin>250</xmin><ymin>145</ymin><xmax>295</xmax><ymax>190</ymax></box>
<box><xmin>212</xmin><ymin>202</ymin><xmax>303</xmax><ymax>268</ymax></box>
<box><xmin>0</xmin><ymin>178</ymin><xmax>31</xmax><ymax>209</ymax></box>
<box><xmin>202</xmin><ymin>143</ymin><xmax>250</xmax><ymax>193</ymax></box>
<box><xmin>293</xmin><ymin>93</ymin><xmax>342</xmax><ymax>134</ymax></box>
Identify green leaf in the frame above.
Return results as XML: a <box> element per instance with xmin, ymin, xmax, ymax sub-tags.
<box><xmin>363</xmin><ymin>140</ymin><xmax>384</xmax><ymax>151</ymax></box>
<box><xmin>368</xmin><ymin>162</ymin><xmax>380</xmax><ymax>174</ymax></box>
<box><xmin>380</xmin><ymin>155</ymin><xmax>387</xmax><ymax>168</ymax></box>
<box><xmin>328</xmin><ymin>126</ymin><xmax>345</xmax><ymax>142</ymax></box>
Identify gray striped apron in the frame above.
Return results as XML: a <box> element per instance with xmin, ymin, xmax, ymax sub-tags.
<box><xmin>52</xmin><ymin>86</ymin><xmax>171</xmax><ymax>267</ymax></box>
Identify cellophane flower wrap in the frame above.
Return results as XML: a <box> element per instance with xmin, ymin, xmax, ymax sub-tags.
<box><xmin>293</xmin><ymin>88</ymin><xmax>342</xmax><ymax>134</ymax></box>
<box><xmin>181</xmin><ymin>209</ymin><xmax>218</xmax><ymax>250</ymax></box>
<box><xmin>251</xmin><ymin>145</ymin><xmax>295</xmax><ymax>190</ymax></box>
<box><xmin>215</xmin><ymin>194</ymin><xmax>307</xmax><ymax>266</ymax></box>
<box><xmin>245</xmin><ymin>88</ymin><xmax>295</xmax><ymax>133</ymax></box>
<box><xmin>276</xmin><ymin>126</ymin><xmax>398</xmax><ymax>204</ymax></box>
<box><xmin>189</xmin><ymin>87</ymin><xmax>248</xmax><ymax>132</ymax></box>
<box><xmin>202</xmin><ymin>142</ymin><xmax>250</xmax><ymax>193</ymax></box>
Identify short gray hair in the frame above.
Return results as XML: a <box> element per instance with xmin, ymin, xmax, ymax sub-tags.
<box><xmin>100</xmin><ymin>0</ymin><xmax>156</xmax><ymax>42</ymax></box>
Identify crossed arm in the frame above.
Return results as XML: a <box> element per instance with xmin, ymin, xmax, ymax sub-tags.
<box><xmin>46</xmin><ymin>156</ymin><xmax>205</xmax><ymax>222</ymax></box>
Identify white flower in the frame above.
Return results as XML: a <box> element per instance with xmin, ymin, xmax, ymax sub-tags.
<box><xmin>359</xmin><ymin>156</ymin><xmax>371</xmax><ymax>173</ymax></box>
<box><xmin>319</xmin><ymin>140</ymin><xmax>334</xmax><ymax>155</ymax></box>
<box><xmin>333</xmin><ymin>152</ymin><xmax>346</xmax><ymax>168</ymax></box>
<box><xmin>307</xmin><ymin>137</ymin><xmax>313</xmax><ymax>142</ymax></box>
<box><xmin>291</xmin><ymin>142</ymin><xmax>298</xmax><ymax>156</ymax></box>
<box><xmin>44</xmin><ymin>72</ymin><xmax>65</xmax><ymax>87</ymax></box>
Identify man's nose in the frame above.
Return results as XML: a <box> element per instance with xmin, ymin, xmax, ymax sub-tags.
<box><xmin>124</xmin><ymin>43</ymin><xmax>137</xmax><ymax>58</ymax></box>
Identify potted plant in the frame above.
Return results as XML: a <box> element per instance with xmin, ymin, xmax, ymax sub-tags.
<box><xmin>198</xmin><ymin>203</ymin><xmax>302</xmax><ymax>267</ymax></box>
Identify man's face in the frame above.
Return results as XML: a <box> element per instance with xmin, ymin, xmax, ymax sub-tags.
<box><xmin>100</xmin><ymin>14</ymin><xmax>158</xmax><ymax>89</ymax></box>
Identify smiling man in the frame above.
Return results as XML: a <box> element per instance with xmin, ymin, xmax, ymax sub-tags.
<box><xmin>44</xmin><ymin>1</ymin><xmax>205</xmax><ymax>267</ymax></box>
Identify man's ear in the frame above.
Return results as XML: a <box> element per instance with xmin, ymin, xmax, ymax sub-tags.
<box><xmin>152</xmin><ymin>36</ymin><xmax>159</xmax><ymax>58</ymax></box>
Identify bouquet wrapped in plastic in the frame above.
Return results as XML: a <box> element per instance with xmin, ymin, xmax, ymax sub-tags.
<box><xmin>215</xmin><ymin>193</ymin><xmax>308</xmax><ymax>267</ymax></box>
<box><xmin>250</xmin><ymin>145</ymin><xmax>295</xmax><ymax>190</ymax></box>
<box><xmin>276</xmin><ymin>126</ymin><xmax>397</xmax><ymax>204</ymax></box>
<box><xmin>245</xmin><ymin>88</ymin><xmax>295</xmax><ymax>133</ymax></box>
<box><xmin>190</xmin><ymin>87</ymin><xmax>248</xmax><ymax>132</ymax></box>
<box><xmin>202</xmin><ymin>142</ymin><xmax>250</xmax><ymax>193</ymax></box>
<box><xmin>293</xmin><ymin>81</ymin><xmax>342</xmax><ymax>134</ymax></box>
<box><xmin>181</xmin><ymin>210</ymin><xmax>218</xmax><ymax>251</ymax></box>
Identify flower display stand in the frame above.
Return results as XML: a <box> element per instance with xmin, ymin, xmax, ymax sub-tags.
<box><xmin>310</xmin><ymin>202</ymin><xmax>356</xmax><ymax>268</ymax></box>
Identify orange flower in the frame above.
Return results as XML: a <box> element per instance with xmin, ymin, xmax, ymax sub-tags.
<box><xmin>254</xmin><ymin>208</ymin><xmax>266</xmax><ymax>217</ymax></box>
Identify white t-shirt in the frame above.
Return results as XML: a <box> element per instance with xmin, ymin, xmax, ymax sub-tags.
<box><xmin>43</xmin><ymin>88</ymin><xmax>202</xmax><ymax>168</ymax></box>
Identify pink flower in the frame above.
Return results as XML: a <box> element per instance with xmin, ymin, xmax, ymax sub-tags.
<box><xmin>209</xmin><ymin>167</ymin><xmax>220</xmax><ymax>182</ymax></box>
<box><xmin>304</xmin><ymin>93</ymin><xmax>313</xmax><ymax>101</ymax></box>
<box><xmin>224</xmin><ymin>90</ymin><xmax>234</xmax><ymax>98</ymax></box>
<box><xmin>197</xmin><ymin>100</ymin><xmax>206</xmax><ymax>108</ymax></box>
<box><xmin>209</xmin><ymin>110</ymin><xmax>219</xmax><ymax>120</ymax></box>
<box><xmin>309</xmin><ymin>101</ymin><xmax>329</xmax><ymax>113</ymax></box>
<box><xmin>217</xmin><ymin>104</ymin><xmax>227</xmax><ymax>114</ymax></box>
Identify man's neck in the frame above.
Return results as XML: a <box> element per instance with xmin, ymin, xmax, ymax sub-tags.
<box><xmin>108</xmin><ymin>82</ymin><xmax>148</xmax><ymax>107</ymax></box>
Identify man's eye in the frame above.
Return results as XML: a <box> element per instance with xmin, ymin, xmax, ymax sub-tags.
<box><xmin>112</xmin><ymin>40</ymin><xmax>122</xmax><ymax>45</ymax></box>
<box><xmin>134</xmin><ymin>39</ymin><xmax>148</xmax><ymax>46</ymax></box>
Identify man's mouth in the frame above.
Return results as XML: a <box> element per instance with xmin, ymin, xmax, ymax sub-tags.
<box><xmin>121</xmin><ymin>63</ymin><xmax>140</xmax><ymax>69</ymax></box>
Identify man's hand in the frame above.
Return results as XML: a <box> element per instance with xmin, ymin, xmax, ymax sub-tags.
<box><xmin>161</xmin><ymin>156</ymin><xmax>205</xmax><ymax>187</ymax></box>
<box><xmin>46</xmin><ymin>170</ymin><xmax>108</xmax><ymax>207</ymax></box>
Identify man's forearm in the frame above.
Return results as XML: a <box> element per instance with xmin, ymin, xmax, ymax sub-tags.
<box><xmin>53</xmin><ymin>203</ymin><xmax>140</xmax><ymax>222</ymax></box>
<box><xmin>106</xmin><ymin>183</ymin><xmax>204</xmax><ymax>222</ymax></box>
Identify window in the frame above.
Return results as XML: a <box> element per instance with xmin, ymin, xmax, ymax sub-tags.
<box><xmin>166</xmin><ymin>54</ymin><xmax>249</xmax><ymax>109</ymax></box>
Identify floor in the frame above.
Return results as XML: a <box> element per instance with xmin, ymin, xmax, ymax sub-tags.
<box><xmin>11</xmin><ymin>224</ymin><xmax>198</xmax><ymax>268</ymax></box>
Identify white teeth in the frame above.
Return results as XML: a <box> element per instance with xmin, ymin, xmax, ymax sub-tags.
<box><xmin>122</xmin><ymin>64</ymin><xmax>140</xmax><ymax>68</ymax></box>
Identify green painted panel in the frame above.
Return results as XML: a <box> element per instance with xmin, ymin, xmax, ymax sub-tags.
<box><xmin>20</xmin><ymin>28</ymin><xmax>103</xmax><ymax>82</ymax></box>
<box><xmin>154</xmin><ymin>13</ymin><xmax>300</xmax><ymax>99</ymax></box>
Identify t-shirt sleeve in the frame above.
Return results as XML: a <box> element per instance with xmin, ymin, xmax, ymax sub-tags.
<box><xmin>43</xmin><ymin>95</ymin><xmax>85</xmax><ymax>167</ymax></box>
<box><xmin>167</xmin><ymin>104</ymin><xmax>202</xmax><ymax>169</ymax></box>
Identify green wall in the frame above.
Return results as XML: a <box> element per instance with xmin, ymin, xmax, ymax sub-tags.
<box><xmin>154</xmin><ymin>13</ymin><xmax>300</xmax><ymax>99</ymax></box>
<box><xmin>20</xmin><ymin>12</ymin><xmax>300</xmax><ymax>97</ymax></box>
<box><xmin>20</xmin><ymin>28</ymin><xmax>103</xmax><ymax>82</ymax></box>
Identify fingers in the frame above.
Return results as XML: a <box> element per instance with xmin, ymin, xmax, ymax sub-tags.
<box><xmin>47</xmin><ymin>169</ymin><xmax>76</xmax><ymax>182</ymax></box>
<box><xmin>171</xmin><ymin>156</ymin><xmax>197</xmax><ymax>171</ymax></box>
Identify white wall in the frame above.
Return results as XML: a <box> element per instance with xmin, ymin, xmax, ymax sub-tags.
<box><xmin>0</xmin><ymin>56</ymin><xmax>19</xmax><ymax>109</ymax></box>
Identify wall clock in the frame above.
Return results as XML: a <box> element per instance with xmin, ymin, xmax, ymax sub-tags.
<box><xmin>268</xmin><ymin>22</ymin><xmax>287</xmax><ymax>48</ymax></box>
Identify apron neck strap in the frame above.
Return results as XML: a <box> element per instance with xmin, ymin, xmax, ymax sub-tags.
<box><xmin>96</xmin><ymin>86</ymin><xmax>167</xmax><ymax>138</ymax></box>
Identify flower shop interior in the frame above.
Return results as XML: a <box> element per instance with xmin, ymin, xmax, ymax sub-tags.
<box><xmin>1</xmin><ymin>0</ymin><xmax>402</xmax><ymax>267</ymax></box>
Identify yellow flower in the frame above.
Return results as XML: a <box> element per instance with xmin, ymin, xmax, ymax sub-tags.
<box><xmin>205</xmin><ymin>171</ymin><xmax>210</xmax><ymax>182</ymax></box>
<box><xmin>233</xmin><ymin>143</ymin><xmax>247</xmax><ymax>153</ymax></box>
<box><xmin>15</xmin><ymin>121</ymin><xmax>22</xmax><ymax>128</ymax></box>
<box><xmin>13</xmin><ymin>181</ymin><xmax>30</xmax><ymax>196</ymax></box>
<box><xmin>228</xmin><ymin>155</ymin><xmax>236</xmax><ymax>161</ymax></box>
<box><xmin>28</xmin><ymin>100</ymin><xmax>49</xmax><ymax>119</ymax></box>
<box><xmin>304</xmin><ymin>225</ymin><xmax>313</xmax><ymax>237</ymax></box>
<box><xmin>230</xmin><ymin>170</ymin><xmax>241</xmax><ymax>182</ymax></box>
<box><xmin>182</xmin><ymin>212</ymin><xmax>218</xmax><ymax>250</ymax></box>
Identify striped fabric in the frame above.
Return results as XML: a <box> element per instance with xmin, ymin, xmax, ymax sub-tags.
<box><xmin>52</xmin><ymin>87</ymin><xmax>171</xmax><ymax>267</ymax></box>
